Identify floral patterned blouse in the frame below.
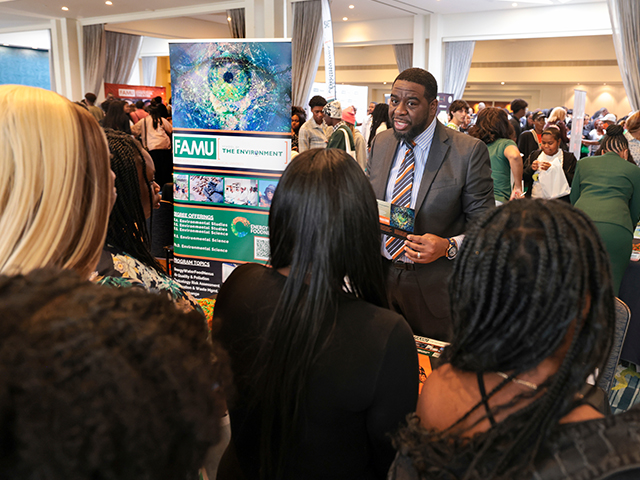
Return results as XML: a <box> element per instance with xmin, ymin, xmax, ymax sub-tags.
<box><xmin>92</xmin><ymin>245</ymin><xmax>203</xmax><ymax>314</ymax></box>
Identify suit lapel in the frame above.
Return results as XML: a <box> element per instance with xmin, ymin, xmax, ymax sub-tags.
<box><xmin>415</xmin><ymin>121</ymin><xmax>450</xmax><ymax>212</ymax></box>
<box><xmin>372</xmin><ymin>135</ymin><xmax>400</xmax><ymax>199</ymax></box>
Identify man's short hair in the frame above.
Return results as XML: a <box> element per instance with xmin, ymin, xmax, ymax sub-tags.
<box><xmin>449</xmin><ymin>99</ymin><xmax>470</xmax><ymax>115</ymax></box>
<box><xmin>511</xmin><ymin>99</ymin><xmax>528</xmax><ymax>114</ymax></box>
<box><xmin>84</xmin><ymin>92</ymin><xmax>97</xmax><ymax>104</ymax></box>
<box><xmin>309</xmin><ymin>95</ymin><xmax>328</xmax><ymax>109</ymax></box>
<box><xmin>394</xmin><ymin>68</ymin><xmax>438</xmax><ymax>101</ymax></box>
<box><xmin>135</xmin><ymin>100</ymin><xmax>144</xmax><ymax>109</ymax></box>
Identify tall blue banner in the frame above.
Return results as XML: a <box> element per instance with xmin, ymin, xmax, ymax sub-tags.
<box><xmin>169</xmin><ymin>40</ymin><xmax>292</xmax><ymax>298</ymax></box>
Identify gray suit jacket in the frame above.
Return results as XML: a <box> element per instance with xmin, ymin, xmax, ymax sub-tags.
<box><xmin>367</xmin><ymin>120</ymin><xmax>494</xmax><ymax>320</ymax></box>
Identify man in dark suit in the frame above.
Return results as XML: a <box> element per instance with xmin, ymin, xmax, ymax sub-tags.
<box><xmin>367</xmin><ymin>68</ymin><xmax>494</xmax><ymax>341</ymax></box>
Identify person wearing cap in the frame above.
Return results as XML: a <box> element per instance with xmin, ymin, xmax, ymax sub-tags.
<box><xmin>518</xmin><ymin>110</ymin><xmax>547</xmax><ymax>162</ymax></box>
<box><xmin>340</xmin><ymin>105</ymin><xmax>367</xmax><ymax>170</ymax></box>
<box><xmin>583</xmin><ymin>114</ymin><xmax>617</xmax><ymax>155</ymax></box>
<box><xmin>325</xmin><ymin>100</ymin><xmax>356</xmax><ymax>159</ymax></box>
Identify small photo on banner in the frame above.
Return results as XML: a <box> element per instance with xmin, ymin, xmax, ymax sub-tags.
<box><xmin>190</xmin><ymin>175</ymin><xmax>224</xmax><ymax>203</ymax></box>
<box><xmin>174</xmin><ymin>174</ymin><xmax>189</xmax><ymax>200</ymax></box>
<box><xmin>224</xmin><ymin>178</ymin><xmax>259</xmax><ymax>206</ymax></box>
<box><xmin>258</xmin><ymin>179</ymin><xmax>279</xmax><ymax>208</ymax></box>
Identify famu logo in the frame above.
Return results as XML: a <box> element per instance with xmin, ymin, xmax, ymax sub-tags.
<box><xmin>231</xmin><ymin>217</ymin><xmax>251</xmax><ymax>238</ymax></box>
<box><xmin>173</xmin><ymin>135</ymin><xmax>217</xmax><ymax>159</ymax></box>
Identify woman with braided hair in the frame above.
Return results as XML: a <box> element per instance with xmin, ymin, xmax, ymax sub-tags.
<box><xmin>389</xmin><ymin>200</ymin><xmax>640</xmax><ymax>480</ymax></box>
<box><xmin>94</xmin><ymin>129</ymin><xmax>200</xmax><ymax>312</ymax></box>
<box><xmin>571</xmin><ymin>123</ymin><xmax>640</xmax><ymax>294</ymax></box>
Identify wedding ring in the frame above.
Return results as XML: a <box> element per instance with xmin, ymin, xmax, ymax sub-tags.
<box><xmin>417</xmin><ymin>252</ymin><xmax>421</xmax><ymax>259</ymax></box>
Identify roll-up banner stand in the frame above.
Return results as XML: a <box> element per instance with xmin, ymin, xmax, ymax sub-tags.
<box><xmin>321</xmin><ymin>0</ymin><xmax>337</xmax><ymax>101</ymax></box>
<box><xmin>169</xmin><ymin>39</ymin><xmax>292</xmax><ymax>298</ymax></box>
<box><xmin>569</xmin><ymin>89</ymin><xmax>586</xmax><ymax>160</ymax></box>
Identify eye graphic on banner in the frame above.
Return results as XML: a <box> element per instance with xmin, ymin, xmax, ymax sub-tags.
<box><xmin>171</xmin><ymin>42</ymin><xmax>291</xmax><ymax>132</ymax></box>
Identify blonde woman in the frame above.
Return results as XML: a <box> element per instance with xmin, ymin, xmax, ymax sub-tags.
<box><xmin>545</xmin><ymin>106</ymin><xmax>569</xmax><ymax>147</ymax></box>
<box><xmin>0</xmin><ymin>85</ymin><xmax>113</xmax><ymax>278</ymax></box>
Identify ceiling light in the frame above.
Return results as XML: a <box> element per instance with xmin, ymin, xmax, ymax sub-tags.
<box><xmin>501</xmin><ymin>82</ymin><xmax>505</xmax><ymax>85</ymax></box>
<box><xmin>512</xmin><ymin>2</ymin><xmax>518</xmax><ymax>6</ymax></box>
<box><xmin>349</xmin><ymin>4</ymin><xmax>354</xmax><ymax>8</ymax></box>
<box><xmin>227</xmin><ymin>16</ymin><xmax>231</xmax><ymax>21</ymax></box>
<box><xmin>603</xmin><ymin>83</ymin><xmax>607</xmax><ymax>85</ymax></box>
<box><xmin>105</xmin><ymin>1</ymin><xmax>112</xmax><ymax>4</ymax></box>
<box><xmin>383</xmin><ymin>81</ymin><xmax>387</xmax><ymax>85</ymax></box>
<box><xmin>61</xmin><ymin>6</ymin><xmax>69</xmax><ymax>10</ymax></box>
<box><xmin>343</xmin><ymin>16</ymin><xmax>348</xmax><ymax>21</ymax></box>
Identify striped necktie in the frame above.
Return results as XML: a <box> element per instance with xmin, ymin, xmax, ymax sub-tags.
<box><xmin>386</xmin><ymin>141</ymin><xmax>416</xmax><ymax>261</ymax></box>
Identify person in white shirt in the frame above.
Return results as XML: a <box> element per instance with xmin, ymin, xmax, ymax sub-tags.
<box><xmin>298</xmin><ymin>95</ymin><xmax>332</xmax><ymax>152</ymax></box>
<box><xmin>361</xmin><ymin>102</ymin><xmax>377</xmax><ymax>147</ymax></box>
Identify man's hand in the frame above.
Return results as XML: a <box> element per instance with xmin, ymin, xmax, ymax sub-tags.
<box><xmin>404</xmin><ymin>234</ymin><xmax>449</xmax><ymax>263</ymax></box>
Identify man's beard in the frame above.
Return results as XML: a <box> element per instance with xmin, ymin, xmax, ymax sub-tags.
<box><xmin>392</xmin><ymin>116</ymin><xmax>430</xmax><ymax>142</ymax></box>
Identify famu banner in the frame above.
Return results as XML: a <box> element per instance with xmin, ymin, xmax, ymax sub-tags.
<box><xmin>169</xmin><ymin>39</ymin><xmax>292</xmax><ymax>298</ymax></box>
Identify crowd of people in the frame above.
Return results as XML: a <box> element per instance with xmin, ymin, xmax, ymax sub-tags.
<box><xmin>3</xmin><ymin>64</ymin><xmax>640</xmax><ymax>480</ymax></box>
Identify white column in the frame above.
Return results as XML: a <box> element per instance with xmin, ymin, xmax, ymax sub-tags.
<box><xmin>49</xmin><ymin>17</ymin><xmax>83</xmax><ymax>100</ymax></box>
<box><xmin>264</xmin><ymin>0</ymin><xmax>285</xmax><ymax>37</ymax></box>
<box><xmin>427</xmin><ymin>13</ymin><xmax>444</xmax><ymax>88</ymax></box>
<box><xmin>245</xmin><ymin>0</ymin><xmax>261</xmax><ymax>38</ymax></box>
<box><xmin>412</xmin><ymin>14</ymin><xmax>426</xmax><ymax>69</ymax></box>
<box><xmin>246</xmin><ymin>0</ymin><xmax>285</xmax><ymax>38</ymax></box>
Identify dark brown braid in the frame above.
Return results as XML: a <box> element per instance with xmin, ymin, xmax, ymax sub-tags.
<box><xmin>104</xmin><ymin>129</ymin><xmax>164</xmax><ymax>273</ymax></box>
<box><xmin>393</xmin><ymin>199</ymin><xmax>615</xmax><ymax>479</ymax></box>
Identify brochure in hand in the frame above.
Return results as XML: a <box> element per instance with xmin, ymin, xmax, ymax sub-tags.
<box><xmin>377</xmin><ymin>199</ymin><xmax>415</xmax><ymax>239</ymax></box>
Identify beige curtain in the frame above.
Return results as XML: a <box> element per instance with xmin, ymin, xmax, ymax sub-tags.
<box><xmin>104</xmin><ymin>31</ymin><xmax>142</xmax><ymax>84</ymax></box>
<box><xmin>141</xmin><ymin>57</ymin><xmax>157</xmax><ymax>86</ymax></box>
<box><xmin>83</xmin><ymin>24</ymin><xmax>106</xmax><ymax>95</ymax></box>
<box><xmin>608</xmin><ymin>0</ymin><xmax>640</xmax><ymax>110</ymax></box>
<box><xmin>443</xmin><ymin>41</ymin><xmax>475</xmax><ymax>99</ymax></box>
<box><xmin>227</xmin><ymin>8</ymin><xmax>246</xmax><ymax>38</ymax></box>
<box><xmin>393</xmin><ymin>44</ymin><xmax>413</xmax><ymax>73</ymax></box>
<box><xmin>292</xmin><ymin>0</ymin><xmax>323</xmax><ymax>107</ymax></box>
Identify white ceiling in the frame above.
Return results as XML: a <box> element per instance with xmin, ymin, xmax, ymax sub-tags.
<box><xmin>0</xmin><ymin>0</ymin><xmax>606</xmax><ymax>32</ymax></box>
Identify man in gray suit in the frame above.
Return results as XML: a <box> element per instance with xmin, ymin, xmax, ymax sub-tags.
<box><xmin>367</xmin><ymin>68</ymin><xmax>494</xmax><ymax>341</ymax></box>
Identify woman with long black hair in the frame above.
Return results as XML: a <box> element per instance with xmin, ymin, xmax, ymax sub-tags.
<box><xmin>389</xmin><ymin>200</ymin><xmax>640</xmax><ymax>480</ymax></box>
<box><xmin>215</xmin><ymin>148</ymin><xmax>418</xmax><ymax>480</ymax></box>
<box><xmin>368</xmin><ymin>103</ymin><xmax>392</xmax><ymax>150</ymax></box>
<box><xmin>102</xmin><ymin>99</ymin><xmax>132</xmax><ymax>134</ymax></box>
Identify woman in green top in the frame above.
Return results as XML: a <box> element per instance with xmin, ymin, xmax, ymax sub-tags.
<box><xmin>470</xmin><ymin>107</ymin><xmax>523</xmax><ymax>204</ymax></box>
<box><xmin>571</xmin><ymin>124</ymin><xmax>640</xmax><ymax>294</ymax></box>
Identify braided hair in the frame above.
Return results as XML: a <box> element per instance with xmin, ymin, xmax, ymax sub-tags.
<box><xmin>394</xmin><ymin>200</ymin><xmax>615</xmax><ymax>479</ymax></box>
<box><xmin>596</xmin><ymin>124</ymin><xmax>634</xmax><ymax>164</ymax></box>
<box><xmin>104</xmin><ymin>129</ymin><xmax>164</xmax><ymax>273</ymax></box>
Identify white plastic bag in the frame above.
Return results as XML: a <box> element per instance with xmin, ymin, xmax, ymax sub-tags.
<box><xmin>538</xmin><ymin>156</ymin><xmax>570</xmax><ymax>199</ymax></box>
